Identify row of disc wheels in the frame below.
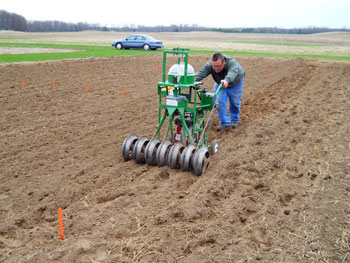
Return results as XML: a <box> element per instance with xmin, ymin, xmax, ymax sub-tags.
<box><xmin>122</xmin><ymin>134</ymin><xmax>213</xmax><ymax>176</ymax></box>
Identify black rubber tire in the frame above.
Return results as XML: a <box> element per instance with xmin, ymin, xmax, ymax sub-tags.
<box><xmin>116</xmin><ymin>43</ymin><xmax>123</xmax><ymax>50</ymax></box>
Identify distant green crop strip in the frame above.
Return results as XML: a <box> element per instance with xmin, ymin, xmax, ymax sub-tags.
<box><xmin>231</xmin><ymin>41</ymin><xmax>327</xmax><ymax>47</ymax></box>
<box><xmin>0</xmin><ymin>42</ymin><xmax>349</xmax><ymax>63</ymax></box>
<box><xmin>0</xmin><ymin>42</ymin><xmax>162</xmax><ymax>63</ymax></box>
<box><xmin>189</xmin><ymin>49</ymin><xmax>350</xmax><ymax>62</ymax></box>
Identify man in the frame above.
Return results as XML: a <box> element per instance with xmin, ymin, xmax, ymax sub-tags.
<box><xmin>195</xmin><ymin>53</ymin><xmax>245</xmax><ymax>131</ymax></box>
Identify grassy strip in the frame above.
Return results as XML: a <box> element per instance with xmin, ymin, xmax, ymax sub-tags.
<box><xmin>0</xmin><ymin>42</ymin><xmax>93</xmax><ymax>49</ymax></box>
<box><xmin>190</xmin><ymin>49</ymin><xmax>350</xmax><ymax>62</ymax></box>
<box><xmin>0</xmin><ymin>43</ymin><xmax>161</xmax><ymax>63</ymax></box>
<box><xmin>0</xmin><ymin>42</ymin><xmax>349</xmax><ymax>63</ymax></box>
<box><xmin>231</xmin><ymin>41</ymin><xmax>327</xmax><ymax>47</ymax></box>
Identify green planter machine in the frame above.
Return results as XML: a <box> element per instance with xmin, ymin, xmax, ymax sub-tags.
<box><xmin>122</xmin><ymin>48</ymin><xmax>223</xmax><ymax>176</ymax></box>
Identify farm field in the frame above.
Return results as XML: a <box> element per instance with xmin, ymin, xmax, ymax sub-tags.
<box><xmin>0</xmin><ymin>31</ymin><xmax>350</xmax><ymax>262</ymax></box>
<box><xmin>1</xmin><ymin>31</ymin><xmax>350</xmax><ymax>62</ymax></box>
<box><xmin>1</xmin><ymin>30</ymin><xmax>350</xmax><ymax>48</ymax></box>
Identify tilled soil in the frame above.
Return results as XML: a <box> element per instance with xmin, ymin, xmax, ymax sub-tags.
<box><xmin>0</xmin><ymin>55</ymin><xmax>349</xmax><ymax>263</ymax></box>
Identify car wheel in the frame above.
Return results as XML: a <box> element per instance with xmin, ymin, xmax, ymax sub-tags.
<box><xmin>143</xmin><ymin>44</ymin><xmax>150</xmax><ymax>51</ymax></box>
<box><xmin>116</xmin><ymin>43</ymin><xmax>123</xmax><ymax>50</ymax></box>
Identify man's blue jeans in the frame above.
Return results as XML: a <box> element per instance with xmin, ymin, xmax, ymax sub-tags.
<box><xmin>214</xmin><ymin>77</ymin><xmax>244</xmax><ymax>126</ymax></box>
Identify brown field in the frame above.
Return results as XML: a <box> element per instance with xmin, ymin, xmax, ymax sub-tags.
<box><xmin>0</xmin><ymin>31</ymin><xmax>350</xmax><ymax>262</ymax></box>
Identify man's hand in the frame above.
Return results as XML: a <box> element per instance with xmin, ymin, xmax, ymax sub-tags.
<box><xmin>221</xmin><ymin>80</ymin><xmax>228</xmax><ymax>88</ymax></box>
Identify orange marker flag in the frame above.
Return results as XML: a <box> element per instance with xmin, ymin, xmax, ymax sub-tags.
<box><xmin>58</xmin><ymin>208</ymin><xmax>64</xmax><ymax>240</ymax></box>
<box><xmin>157</xmin><ymin>65</ymin><xmax>160</xmax><ymax>71</ymax></box>
<box><xmin>123</xmin><ymin>86</ymin><xmax>126</xmax><ymax>96</ymax></box>
<box><xmin>22</xmin><ymin>78</ymin><xmax>24</xmax><ymax>89</ymax></box>
<box><xmin>248</xmin><ymin>60</ymin><xmax>251</xmax><ymax>66</ymax></box>
<box><xmin>53</xmin><ymin>80</ymin><xmax>55</xmax><ymax>90</ymax></box>
<box><xmin>265</xmin><ymin>70</ymin><xmax>268</xmax><ymax>78</ymax></box>
<box><xmin>133</xmin><ymin>64</ymin><xmax>136</xmax><ymax>71</ymax></box>
<box><xmin>69</xmin><ymin>62</ymin><xmax>72</xmax><ymax>67</ymax></box>
<box><xmin>111</xmin><ymin>63</ymin><xmax>114</xmax><ymax>70</ymax></box>
<box><xmin>86</xmin><ymin>83</ymin><xmax>89</xmax><ymax>93</ymax></box>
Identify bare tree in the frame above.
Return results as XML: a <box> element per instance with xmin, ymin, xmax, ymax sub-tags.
<box><xmin>0</xmin><ymin>10</ymin><xmax>27</xmax><ymax>31</ymax></box>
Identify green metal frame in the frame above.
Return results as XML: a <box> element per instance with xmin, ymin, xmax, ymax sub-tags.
<box><xmin>154</xmin><ymin>48</ymin><xmax>222</xmax><ymax>149</ymax></box>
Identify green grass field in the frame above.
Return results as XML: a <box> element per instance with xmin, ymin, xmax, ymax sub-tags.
<box><xmin>0</xmin><ymin>40</ymin><xmax>349</xmax><ymax>63</ymax></box>
<box><xmin>231</xmin><ymin>41</ymin><xmax>327</xmax><ymax>47</ymax></box>
<box><xmin>0</xmin><ymin>42</ymin><xmax>154</xmax><ymax>63</ymax></box>
<box><xmin>190</xmin><ymin>48</ymin><xmax>350</xmax><ymax>61</ymax></box>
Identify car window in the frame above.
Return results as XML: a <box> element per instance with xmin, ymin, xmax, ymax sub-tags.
<box><xmin>136</xmin><ymin>36</ymin><xmax>145</xmax><ymax>41</ymax></box>
<box><xmin>126</xmin><ymin>36</ymin><xmax>136</xmax><ymax>40</ymax></box>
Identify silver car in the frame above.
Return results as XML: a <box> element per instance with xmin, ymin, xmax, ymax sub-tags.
<box><xmin>112</xmin><ymin>34</ymin><xmax>164</xmax><ymax>51</ymax></box>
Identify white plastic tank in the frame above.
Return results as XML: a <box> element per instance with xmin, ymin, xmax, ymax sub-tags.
<box><xmin>168</xmin><ymin>62</ymin><xmax>195</xmax><ymax>84</ymax></box>
<box><xmin>168</xmin><ymin>62</ymin><xmax>194</xmax><ymax>76</ymax></box>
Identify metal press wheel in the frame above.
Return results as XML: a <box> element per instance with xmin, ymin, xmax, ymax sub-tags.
<box><xmin>192</xmin><ymin>147</ymin><xmax>210</xmax><ymax>176</ymax></box>
<box><xmin>144</xmin><ymin>138</ymin><xmax>161</xmax><ymax>165</ymax></box>
<box><xmin>167</xmin><ymin>142</ymin><xmax>184</xmax><ymax>169</ymax></box>
<box><xmin>209</xmin><ymin>140</ymin><xmax>219</xmax><ymax>155</ymax></box>
<box><xmin>122</xmin><ymin>134</ymin><xmax>138</xmax><ymax>161</ymax></box>
<box><xmin>132</xmin><ymin>136</ymin><xmax>149</xmax><ymax>163</ymax></box>
<box><xmin>179</xmin><ymin>144</ymin><xmax>196</xmax><ymax>171</ymax></box>
<box><xmin>156</xmin><ymin>140</ymin><xmax>172</xmax><ymax>167</ymax></box>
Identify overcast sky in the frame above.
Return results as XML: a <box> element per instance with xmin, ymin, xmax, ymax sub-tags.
<box><xmin>2</xmin><ymin>0</ymin><xmax>350</xmax><ymax>29</ymax></box>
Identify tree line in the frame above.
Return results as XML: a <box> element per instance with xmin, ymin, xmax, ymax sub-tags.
<box><xmin>0</xmin><ymin>10</ymin><xmax>102</xmax><ymax>32</ymax></box>
<box><xmin>0</xmin><ymin>10</ymin><xmax>27</xmax><ymax>31</ymax></box>
<box><xmin>1</xmin><ymin>10</ymin><xmax>349</xmax><ymax>34</ymax></box>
